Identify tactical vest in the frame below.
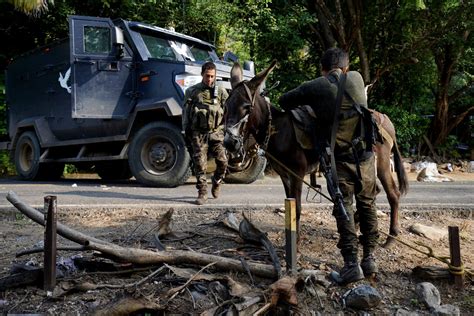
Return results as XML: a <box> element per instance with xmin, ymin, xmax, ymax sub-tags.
<box><xmin>188</xmin><ymin>85</ymin><xmax>225</xmax><ymax>132</ymax></box>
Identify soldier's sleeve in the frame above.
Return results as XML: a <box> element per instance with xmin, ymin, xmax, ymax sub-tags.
<box><xmin>278</xmin><ymin>81</ymin><xmax>317</xmax><ymax>110</ymax></box>
<box><xmin>182</xmin><ymin>88</ymin><xmax>192</xmax><ymax>132</ymax></box>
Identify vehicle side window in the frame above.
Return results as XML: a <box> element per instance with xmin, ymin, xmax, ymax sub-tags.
<box><xmin>190</xmin><ymin>47</ymin><xmax>212</xmax><ymax>61</ymax></box>
<box><xmin>142</xmin><ymin>34</ymin><xmax>177</xmax><ymax>60</ymax></box>
<box><xmin>84</xmin><ymin>26</ymin><xmax>111</xmax><ymax>54</ymax></box>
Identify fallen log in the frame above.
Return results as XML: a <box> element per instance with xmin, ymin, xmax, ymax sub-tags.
<box><xmin>6</xmin><ymin>191</ymin><xmax>279</xmax><ymax>278</ymax></box>
<box><xmin>0</xmin><ymin>267</ymin><xmax>42</xmax><ymax>291</ymax></box>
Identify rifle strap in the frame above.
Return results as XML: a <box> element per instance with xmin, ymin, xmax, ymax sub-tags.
<box><xmin>329</xmin><ymin>72</ymin><xmax>347</xmax><ymax>189</ymax></box>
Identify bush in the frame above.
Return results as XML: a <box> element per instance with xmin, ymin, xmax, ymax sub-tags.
<box><xmin>373</xmin><ymin>104</ymin><xmax>429</xmax><ymax>156</ymax></box>
<box><xmin>0</xmin><ymin>150</ymin><xmax>15</xmax><ymax>176</ymax></box>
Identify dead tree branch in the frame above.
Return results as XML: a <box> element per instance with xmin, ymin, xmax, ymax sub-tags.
<box><xmin>6</xmin><ymin>191</ymin><xmax>279</xmax><ymax>279</ymax></box>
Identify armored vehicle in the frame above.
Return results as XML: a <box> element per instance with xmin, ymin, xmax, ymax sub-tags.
<box><xmin>4</xmin><ymin>15</ymin><xmax>265</xmax><ymax>187</ymax></box>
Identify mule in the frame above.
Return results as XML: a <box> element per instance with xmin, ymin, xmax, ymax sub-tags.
<box><xmin>224</xmin><ymin>61</ymin><xmax>408</xmax><ymax>247</ymax></box>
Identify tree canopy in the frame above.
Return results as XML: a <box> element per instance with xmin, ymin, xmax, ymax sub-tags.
<box><xmin>0</xmin><ymin>0</ymin><xmax>472</xmax><ymax>158</ymax></box>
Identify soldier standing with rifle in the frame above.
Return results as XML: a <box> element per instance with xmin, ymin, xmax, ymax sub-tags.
<box><xmin>182</xmin><ymin>62</ymin><xmax>229</xmax><ymax>205</ymax></box>
<box><xmin>278</xmin><ymin>48</ymin><xmax>379</xmax><ymax>285</ymax></box>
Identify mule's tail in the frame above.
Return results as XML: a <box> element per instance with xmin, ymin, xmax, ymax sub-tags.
<box><xmin>392</xmin><ymin>141</ymin><xmax>409</xmax><ymax>195</ymax></box>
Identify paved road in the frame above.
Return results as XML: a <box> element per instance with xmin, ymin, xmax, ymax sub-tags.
<box><xmin>0</xmin><ymin>176</ymin><xmax>473</xmax><ymax>210</ymax></box>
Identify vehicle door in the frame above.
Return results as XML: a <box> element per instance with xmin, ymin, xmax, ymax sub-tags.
<box><xmin>69</xmin><ymin>15</ymin><xmax>135</xmax><ymax>119</ymax></box>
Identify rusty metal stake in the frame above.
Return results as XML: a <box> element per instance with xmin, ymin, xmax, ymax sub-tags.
<box><xmin>44</xmin><ymin>195</ymin><xmax>57</xmax><ymax>295</ymax></box>
<box><xmin>448</xmin><ymin>226</ymin><xmax>464</xmax><ymax>289</ymax></box>
<box><xmin>285</xmin><ymin>198</ymin><xmax>297</xmax><ymax>273</ymax></box>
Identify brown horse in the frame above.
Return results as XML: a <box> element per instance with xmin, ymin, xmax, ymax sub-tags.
<box><xmin>224</xmin><ymin>61</ymin><xmax>408</xmax><ymax>246</ymax></box>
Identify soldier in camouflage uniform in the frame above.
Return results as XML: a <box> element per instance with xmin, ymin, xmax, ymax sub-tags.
<box><xmin>182</xmin><ymin>62</ymin><xmax>229</xmax><ymax>205</ymax></box>
<box><xmin>278</xmin><ymin>48</ymin><xmax>379</xmax><ymax>285</ymax></box>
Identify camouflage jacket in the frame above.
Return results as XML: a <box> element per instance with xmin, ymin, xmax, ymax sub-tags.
<box><xmin>182</xmin><ymin>82</ymin><xmax>229</xmax><ymax>133</ymax></box>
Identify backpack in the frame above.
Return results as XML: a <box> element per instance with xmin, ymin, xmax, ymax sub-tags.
<box><xmin>335</xmin><ymin>93</ymin><xmax>383</xmax><ymax>162</ymax></box>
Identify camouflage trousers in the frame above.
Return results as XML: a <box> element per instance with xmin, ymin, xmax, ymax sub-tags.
<box><xmin>333</xmin><ymin>154</ymin><xmax>379</xmax><ymax>261</ymax></box>
<box><xmin>190</xmin><ymin>130</ymin><xmax>228</xmax><ymax>193</ymax></box>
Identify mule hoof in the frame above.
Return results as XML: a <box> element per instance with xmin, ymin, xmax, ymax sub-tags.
<box><xmin>382</xmin><ymin>236</ymin><xmax>396</xmax><ymax>248</ymax></box>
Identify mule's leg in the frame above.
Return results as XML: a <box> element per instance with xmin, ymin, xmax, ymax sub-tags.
<box><xmin>278</xmin><ymin>173</ymin><xmax>291</xmax><ymax>198</ymax></box>
<box><xmin>376</xmin><ymin>144</ymin><xmax>401</xmax><ymax>247</ymax></box>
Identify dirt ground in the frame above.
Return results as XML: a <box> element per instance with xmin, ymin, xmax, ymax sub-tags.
<box><xmin>0</xmin><ymin>171</ymin><xmax>473</xmax><ymax>315</ymax></box>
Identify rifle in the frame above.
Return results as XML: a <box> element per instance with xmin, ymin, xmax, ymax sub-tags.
<box><xmin>319</xmin><ymin>146</ymin><xmax>350</xmax><ymax>221</ymax></box>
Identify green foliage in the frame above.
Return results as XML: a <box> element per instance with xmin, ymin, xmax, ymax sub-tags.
<box><xmin>0</xmin><ymin>150</ymin><xmax>15</xmax><ymax>176</ymax></box>
<box><xmin>64</xmin><ymin>164</ymin><xmax>78</xmax><ymax>174</ymax></box>
<box><xmin>0</xmin><ymin>0</ymin><xmax>471</xmax><ymax>161</ymax></box>
<box><xmin>373</xmin><ymin>103</ymin><xmax>430</xmax><ymax>156</ymax></box>
<box><xmin>0</xmin><ymin>73</ymin><xmax>14</xmax><ymax>176</ymax></box>
<box><xmin>437</xmin><ymin>135</ymin><xmax>462</xmax><ymax>159</ymax></box>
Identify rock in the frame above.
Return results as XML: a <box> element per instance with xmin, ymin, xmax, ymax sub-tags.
<box><xmin>433</xmin><ymin>304</ymin><xmax>460</xmax><ymax>316</ymax></box>
<box><xmin>415</xmin><ymin>282</ymin><xmax>441</xmax><ymax>310</ymax></box>
<box><xmin>395</xmin><ymin>308</ymin><xmax>419</xmax><ymax>315</ymax></box>
<box><xmin>409</xmin><ymin>223</ymin><xmax>447</xmax><ymax>241</ymax></box>
<box><xmin>411</xmin><ymin>161</ymin><xmax>437</xmax><ymax>173</ymax></box>
<box><xmin>468</xmin><ymin>161</ymin><xmax>474</xmax><ymax>173</ymax></box>
<box><xmin>417</xmin><ymin>166</ymin><xmax>453</xmax><ymax>182</ymax></box>
<box><xmin>343</xmin><ymin>285</ymin><xmax>382</xmax><ymax>310</ymax></box>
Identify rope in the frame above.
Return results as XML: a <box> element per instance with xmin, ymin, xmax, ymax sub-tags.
<box><xmin>379</xmin><ymin>231</ymin><xmax>473</xmax><ymax>278</ymax></box>
<box><xmin>262</xmin><ymin>150</ymin><xmax>334</xmax><ymax>204</ymax></box>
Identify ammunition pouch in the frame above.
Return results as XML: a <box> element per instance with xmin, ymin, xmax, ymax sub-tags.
<box><xmin>191</xmin><ymin>103</ymin><xmax>210</xmax><ymax>131</ymax></box>
<box><xmin>190</xmin><ymin>101</ymin><xmax>224</xmax><ymax>132</ymax></box>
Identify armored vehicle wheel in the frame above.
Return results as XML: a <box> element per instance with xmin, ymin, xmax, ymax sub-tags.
<box><xmin>14</xmin><ymin>131</ymin><xmax>64</xmax><ymax>180</ymax></box>
<box><xmin>96</xmin><ymin>161</ymin><xmax>132</xmax><ymax>180</ymax></box>
<box><xmin>129</xmin><ymin>122</ymin><xmax>191</xmax><ymax>187</ymax></box>
<box><xmin>14</xmin><ymin>131</ymin><xmax>43</xmax><ymax>180</ymax></box>
<box><xmin>224</xmin><ymin>155</ymin><xmax>266</xmax><ymax>184</ymax></box>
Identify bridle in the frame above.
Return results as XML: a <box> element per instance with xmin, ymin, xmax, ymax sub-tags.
<box><xmin>225</xmin><ymin>81</ymin><xmax>272</xmax><ymax>160</ymax></box>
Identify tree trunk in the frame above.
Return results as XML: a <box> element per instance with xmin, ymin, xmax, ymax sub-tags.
<box><xmin>432</xmin><ymin>43</ymin><xmax>456</xmax><ymax>147</ymax></box>
<box><xmin>347</xmin><ymin>0</ymin><xmax>370</xmax><ymax>83</ymax></box>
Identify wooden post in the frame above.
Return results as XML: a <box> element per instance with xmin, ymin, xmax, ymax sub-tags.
<box><xmin>448</xmin><ymin>226</ymin><xmax>464</xmax><ymax>289</ymax></box>
<box><xmin>285</xmin><ymin>198</ymin><xmax>297</xmax><ymax>273</ymax></box>
<box><xmin>44</xmin><ymin>195</ymin><xmax>57</xmax><ymax>295</ymax></box>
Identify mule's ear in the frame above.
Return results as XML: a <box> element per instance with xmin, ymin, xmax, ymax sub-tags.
<box><xmin>230</xmin><ymin>62</ymin><xmax>243</xmax><ymax>89</ymax></box>
<box><xmin>248</xmin><ymin>59</ymin><xmax>278</xmax><ymax>91</ymax></box>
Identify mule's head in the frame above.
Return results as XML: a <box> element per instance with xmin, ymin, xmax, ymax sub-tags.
<box><xmin>224</xmin><ymin>60</ymin><xmax>277</xmax><ymax>155</ymax></box>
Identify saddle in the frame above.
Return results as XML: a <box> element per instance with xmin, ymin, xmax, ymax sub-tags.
<box><xmin>290</xmin><ymin>105</ymin><xmax>317</xmax><ymax>150</ymax></box>
<box><xmin>370</xmin><ymin>110</ymin><xmax>392</xmax><ymax>147</ymax></box>
<box><xmin>289</xmin><ymin>107</ymin><xmax>391</xmax><ymax>151</ymax></box>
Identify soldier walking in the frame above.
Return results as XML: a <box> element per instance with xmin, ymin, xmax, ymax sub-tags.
<box><xmin>182</xmin><ymin>62</ymin><xmax>229</xmax><ymax>205</ymax></box>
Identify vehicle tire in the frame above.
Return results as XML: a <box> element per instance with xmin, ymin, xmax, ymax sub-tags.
<box><xmin>128</xmin><ymin>122</ymin><xmax>191</xmax><ymax>187</ymax></box>
<box><xmin>14</xmin><ymin>131</ymin><xmax>64</xmax><ymax>180</ymax></box>
<box><xmin>14</xmin><ymin>131</ymin><xmax>43</xmax><ymax>180</ymax></box>
<box><xmin>224</xmin><ymin>155</ymin><xmax>266</xmax><ymax>184</ymax></box>
<box><xmin>96</xmin><ymin>161</ymin><xmax>132</xmax><ymax>180</ymax></box>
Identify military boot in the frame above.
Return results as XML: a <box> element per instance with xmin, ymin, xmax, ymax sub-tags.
<box><xmin>195</xmin><ymin>190</ymin><xmax>208</xmax><ymax>205</ymax></box>
<box><xmin>211</xmin><ymin>176</ymin><xmax>222</xmax><ymax>199</ymax></box>
<box><xmin>330</xmin><ymin>261</ymin><xmax>364</xmax><ymax>286</ymax></box>
<box><xmin>361</xmin><ymin>254</ymin><xmax>378</xmax><ymax>277</ymax></box>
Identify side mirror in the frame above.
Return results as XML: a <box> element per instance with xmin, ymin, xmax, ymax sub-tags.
<box><xmin>114</xmin><ymin>26</ymin><xmax>124</xmax><ymax>59</ymax></box>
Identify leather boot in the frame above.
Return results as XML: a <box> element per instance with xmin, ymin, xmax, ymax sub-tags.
<box><xmin>211</xmin><ymin>176</ymin><xmax>222</xmax><ymax>198</ymax></box>
<box><xmin>361</xmin><ymin>254</ymin><xmax>378</xmax><ymax>277</ymax></box>
<box><xmin>330</xmin><ymin>261</ymin><xmax>364</xmax><ymax>285</ymax></box>
<box><xmin>195</xmin><ymin>191</ymin><xmax>207</xmax><ymax>205</ymax></box>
